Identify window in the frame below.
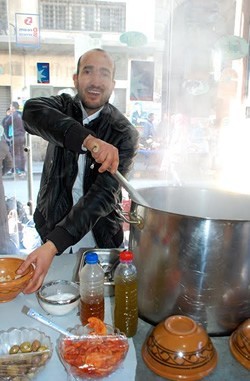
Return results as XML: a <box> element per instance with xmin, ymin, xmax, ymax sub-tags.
<box><xmin>41</xmin><ymin>4</ymin><xmax>67</xmax><ymax>30</ymax></box>
<box><xmin>40</xmin><ymin>0</ymin><xmax>126</xmax><ymax>32</ymax></box>
<box><xmin>84</xmin><ymin>6</ymin><xmax>95</xmax><ymax>31</ymax></box>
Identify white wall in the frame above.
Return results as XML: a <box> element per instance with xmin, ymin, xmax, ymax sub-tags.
<box><xmin>126</xmin><ymin>0</ymin><xmax>155</xmax><ymax>40</ymax></box>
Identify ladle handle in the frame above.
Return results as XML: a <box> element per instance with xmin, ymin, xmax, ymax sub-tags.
<box><xmin>113</xmin><ymin>170</ymin><xmax>149</xmax><ymax>206</ymax></box>
<box><xmin>89</xmin><ymin>147</ymin><xmax>148</xmax><ymax>206</ymax></box>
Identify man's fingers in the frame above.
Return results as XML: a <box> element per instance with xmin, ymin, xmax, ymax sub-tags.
<box><xmin>91</xmin><ymin>143</ymin><xmax>99</xmax><ymax>153</ymax></box>
<box><xmin>22</xmin><ymin>274</ymin><xmax>43</xmax><ymax>294</ymax></box>
<box><xmin>17</xmin><ymin>257</ymin><xmax>34</xmax><ymax>274</ymax></box>
<box><xmin>90</xmin><ymin>142</ymin><xmax>119</xmax><ymax>173</ymax></box>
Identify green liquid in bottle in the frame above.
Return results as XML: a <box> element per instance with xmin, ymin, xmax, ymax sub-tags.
<box><xmin>114</xmin><ymin>278</ymin><xmax>138</xmax><ymax>337</ymax></box>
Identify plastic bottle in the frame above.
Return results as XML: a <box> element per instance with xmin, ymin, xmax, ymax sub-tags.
<box><xmin>114</xmin><ymin>250</ymin><xmax>138</xmax><ymax>337</ymax></box>
<box><xmin>79</xmin><ymin>252</ymin><xmax>105</xmax><ymax>326</ymax></box>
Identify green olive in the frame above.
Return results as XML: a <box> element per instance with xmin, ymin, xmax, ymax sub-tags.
<box><xmin>9</xmin><ymin>345</ymin><xmax>20</xmax><ymax>354</ymax></box>
<box><xmin>20</xmin><ymin>341</ymin><xmax>32</xmax><ymax>353</ymax></box>
<box><xmin>31</xmin><ymin>340</ymin><xmax>41</xmax><ymax>352</ymax></box>
<box><xmin>37</xmin><ymin>345</ymin><xmax>48</xmax><ymax>352</ymax></box>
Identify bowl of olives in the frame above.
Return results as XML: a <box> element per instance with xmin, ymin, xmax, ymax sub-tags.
<box><xmin>0</xmin><ymin>327</ymin><xmax>53</xmax><ymax>380</ymax></box>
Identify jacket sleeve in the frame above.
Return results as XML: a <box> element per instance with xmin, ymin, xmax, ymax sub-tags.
<box><xmin>45</xmin><ymin>117</ymin><xmax>139</xmax><ymax>252</ymax></box>
<box><xmin>46</xmin><ymin>170</ymin><xmax>120</xmax><ymax>251</ymax></box>
<box><xmin>22</xmin><ymin>95</ymin><xmax>95</xmax><ymax>153</ymax></box>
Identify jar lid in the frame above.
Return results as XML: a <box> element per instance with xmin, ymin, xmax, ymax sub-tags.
<box><xmin>120</xmin><ymin>250</ymin><xmax>133</xmax><ymax>261</ymax></box>
<box><xmin>85</xmin><ymin>252</ymin><xmax>98</xmax><ymax>264</ymax></box>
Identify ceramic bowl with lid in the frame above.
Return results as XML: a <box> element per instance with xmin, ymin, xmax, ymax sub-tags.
<box><xmin>142</xmin><ymin>315</ymin><xmax>217</xmax><ymax>381</ymax></box>
<box><xmin>229</xmin><ymin>318</ymin><xmax>250</xmax><ymax>370</ymax></box>
<box><xmin>37</xmin><ymin>280</ymin><xmax>80</xmax><ymax>316</ymax></box>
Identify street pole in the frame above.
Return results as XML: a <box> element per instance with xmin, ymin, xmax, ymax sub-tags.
<box><xmin>24</xmin><ymin>133</ymin><xmax>34</xmax><ymax>215</ymax></box>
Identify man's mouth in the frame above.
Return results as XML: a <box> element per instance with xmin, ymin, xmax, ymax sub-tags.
<box><xmin>88</xmin><ymin>88</ymin><xmax>102</xmax><ymax>95</ymax></box>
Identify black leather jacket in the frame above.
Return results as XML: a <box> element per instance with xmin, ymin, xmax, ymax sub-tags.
<box><xmin>22</xmin><ymin>94</ymin><xmax>139</xmax><ymax>253</ymax></box>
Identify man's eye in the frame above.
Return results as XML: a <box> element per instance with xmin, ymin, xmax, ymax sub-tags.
<box><xmin>101</xmin><ymin>71</ymin><xmax>111</xmax><ymax>78</ymax></box>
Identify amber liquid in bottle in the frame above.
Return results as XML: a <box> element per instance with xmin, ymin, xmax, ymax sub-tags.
<box><xmin>80</xmin><ymin>297</ymin><xmax>104</xmax><ymax>326</ymax></box>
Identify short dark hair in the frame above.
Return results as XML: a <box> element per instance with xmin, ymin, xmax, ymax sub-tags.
<box><xmin>76</xmin><ymin>48</ymin><xmax>116</xmax><ymax>78</ymax></box>
<box><xmin>12</xmin><ymin>101</ymin><xmax>19</xmax><ymax>110</ymax></box>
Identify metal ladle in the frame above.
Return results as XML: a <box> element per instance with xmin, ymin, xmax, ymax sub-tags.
<box><xmin>113</xmin><ymin>170</ymin><xmax>149</xmax><ymax>207</ymax></box>
<box><xmin>90</xmin><ymin>142</ymin><xmax>149</xmax><ymax>206</ymax></box>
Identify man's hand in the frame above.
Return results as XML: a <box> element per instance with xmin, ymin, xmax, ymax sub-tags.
<box><xmin>83</xmin><ymin>135</ymin><xmax>119</xmax><ymax>174</ymax></box>
<box><xmin>16</xmin><ymin>241</ymin><xmax>58</xmax><ymax>294</ymax></box>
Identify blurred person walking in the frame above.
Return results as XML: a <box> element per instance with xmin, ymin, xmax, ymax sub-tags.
<box><xmin>3</xmin><ymin>101</ymin><xmax>26</xmax><ymax>176</ymax></box>
<box><xmin>142</xmin><ymin>112</ymin><xmax>155</xmax><ymax>141</ymax></box>
<box><xmin>0</xmin><ymin>126</ymin><xmax>18</xmax><ymax>254</ymax></box>
<box><xmin>2</xmin><ymin>107</ymin><xmax>13</xmax><ymax>150</ymax></box>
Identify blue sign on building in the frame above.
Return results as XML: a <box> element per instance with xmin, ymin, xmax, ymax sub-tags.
<box><xmin>37</xmin><ymin>62</ymin><xmax>50</xmax><ymax>83</ymax></box>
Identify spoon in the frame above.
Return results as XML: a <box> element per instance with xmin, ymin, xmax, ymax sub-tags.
<box><xmin>22</xmin><ymin>305</ymin><xmax>77</xmax><ymax>338</ymax></box>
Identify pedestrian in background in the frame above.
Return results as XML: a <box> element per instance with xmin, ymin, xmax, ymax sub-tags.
<box><xmin>0</xmin><ymin>126</ymin><xmax>17</xmax><ymax>254</ymax></box>
<box><xmin>142</xmin><ymin>112</ymin><xmax>155</xmax><ymax>140</ymax></box>
<box><xmin>3</xmin><ymin>101</ymin><xmax>26</xmax><ymax>176</ymax></box>
<box><xmin>2</xmin><ymin>107</ymin><xmax>13</xmax><ymax>150</ymax></box>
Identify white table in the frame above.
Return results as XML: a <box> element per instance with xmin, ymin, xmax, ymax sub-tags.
<box><xmin>0</xmin><ymin>253</ymin><xmax>136</xmax><ymax>381</ymax></box>
<box><xmin>1</xmin><ymin>253</ymin><xmax>249</xmax><ymax>381</ymax></box>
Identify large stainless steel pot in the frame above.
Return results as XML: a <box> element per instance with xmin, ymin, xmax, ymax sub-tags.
<box><xmin>126</xmin><ymin>186</ymin><xmax>250</xmax><ymax>336</ymax></box>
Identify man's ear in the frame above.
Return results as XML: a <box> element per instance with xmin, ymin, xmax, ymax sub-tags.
<box><xmin>73</xmin><ymin>73</ymin><xmax>78</xmax><ymax>88</ymax></box>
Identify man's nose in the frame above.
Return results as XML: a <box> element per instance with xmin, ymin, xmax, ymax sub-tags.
<box><xmin>90</xmin><ymin>70</ymin><xmax>103</xmax><ymax>85</ymax></box>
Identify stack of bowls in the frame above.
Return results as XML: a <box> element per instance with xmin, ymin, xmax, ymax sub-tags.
<box><xmin>142</xmin><ymin>315</ymin><xmax>217</xmax><ymax>381</ymax></box>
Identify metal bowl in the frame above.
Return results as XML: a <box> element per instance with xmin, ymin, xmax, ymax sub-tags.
<box><xmin>37</xmin><ymin>280</ymin><xmax>80</xmax><ymax>316</ymax></box>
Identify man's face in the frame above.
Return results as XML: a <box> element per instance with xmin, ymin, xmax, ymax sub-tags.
<box><xmin>75</xmin><ymin>51</ymin><xmax>115</xmax><ymax>115</ymax></box>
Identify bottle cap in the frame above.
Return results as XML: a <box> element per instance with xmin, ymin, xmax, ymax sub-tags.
<box><xmin>85</xmin><ymin>252</ymin><xmax>98</xmax><ymax>264</ymax></box>
<box><xmin>120</xmin><ymin>250</ymin><xmax>134</xmax><ymax>261</ymax></box>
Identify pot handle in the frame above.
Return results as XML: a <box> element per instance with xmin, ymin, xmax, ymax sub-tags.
<box><xmin>115</xmin><ymin>205</ymin><xmax>144</xmax><ymax>230</ymax></box>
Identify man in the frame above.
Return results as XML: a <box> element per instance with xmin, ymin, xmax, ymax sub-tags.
<box><xmin>3</xmin><ymin>101</ymin><xmax>26</xmax><ymax>175</ymax></box>
<box><xmin>17</xmin><ymin>48</ymin><xmax>139</xmax><ymax>293</ymax></box>
<box><xmin>142</xmin><ymin>112</ymin><xmax>155</xmax><ymax>141</ymax></box>
<box><xmin>0</xmin><ymin>126</ymin><xmax>17</xmax><ymax>254</ymax></box>
<box><xmin>131</xmin><ymin>102</ymin><xmax>144</xmax><ymax>127</ymax></box>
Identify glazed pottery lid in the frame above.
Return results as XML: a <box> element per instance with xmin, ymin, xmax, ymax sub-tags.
<box><xmin>229</xmin><ymin>318</ymin><xmax>250</xmax><ymax>370</ymax></box>
<box><xmin>142</xmin><ymin>315</ymin><xmax>217</xmax><ymax>381</ymax></box>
